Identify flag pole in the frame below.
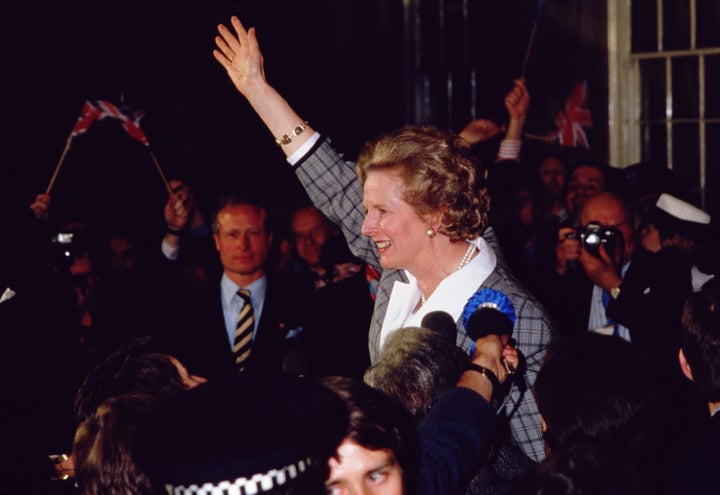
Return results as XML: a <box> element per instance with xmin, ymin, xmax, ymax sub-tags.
<box><xmin>149</xmin><ymin>150</ymin><xmax>173</xmax><ymax>193</ymax></box>
<box><xmin>524</xmin><ymin>132</ymin><xmax>552</xmax><ymax>143</ymax></box>
<box><xmin>520</xmin><ymin>20</ymin><xmax>538</xmax><ymax>79</ymax></box>
<box><xmin>45</xmin><ymin>136</ymin><xmax>73</xmax><ymax>195</ymax></box>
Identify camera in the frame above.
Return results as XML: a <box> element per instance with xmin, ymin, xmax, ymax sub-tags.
<box><xmin>567</xmin><ymin>222</ymin><xmax>624</xmax><ymax>260</ymax></box>
<box><xmin>50</xmin><ymin>229</ymin><xmax>96</xmax><ymax>270</ymax></box>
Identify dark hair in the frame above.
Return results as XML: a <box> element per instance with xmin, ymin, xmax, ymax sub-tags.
<box><xmin>74</xmin><ymin>338</ymin><xmax>185</xmax><ymax>423</ymax></box>
<box><xmin>318</xmin><ymin>376</ymin><xmax>419</xmax><ymax>491</ymax></box>
<box><xmin>534</xmin><ymin>147</ymin><xmax>570</xmax><ymax>172</ymax></box>
<box><xmin>681</xmin><ymin>282</ymin><xmax>720</xmax><ymax>401</ymax></box>
<box><xmin>507</xmin><ymin>443</ymin><xmax>645</xmax><ymax>495</ymax></box>
<box><xmin>567</xmin><ymin>156</ymin><xmax>611</xmax><ymax>179</ymax></box>
<box><xmin>73</xmin><ymin>392</ymin><xmax>165</xmax><ymax>495</ymax></box>
<box><xmin>533</xmin><ymin>333</ymin><xmax>653</xmax><ymax>453</ymax></box>
<box><xmin>364</xmin><ymin>327</ymin><xmax>468</xmax><ymax>418</ymax></box>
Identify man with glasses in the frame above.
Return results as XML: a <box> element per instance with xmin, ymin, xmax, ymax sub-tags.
<box><xmin>549</xmin><ymin>191</ymin><xmax>693</xmax><ymax>355</ymax></box>
<box><xmin>289</xmin><ymin>205</ymin><xmax>339</xmax><ymax>291</ymax></box>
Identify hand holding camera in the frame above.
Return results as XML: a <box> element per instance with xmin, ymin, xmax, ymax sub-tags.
<box><xmin>556</xmin><ymin>223</ymin><xmax>626</xmax><ymax>281</ymax></box>
<box><xmin>555</xmin><ymin>226</ymin><xmax>582</xmax><ymax>276</ymax></box>
<box><xmin>568</xmin><ymin>223</ymin><xmax>623</xmax><ymax>261</ymax></box>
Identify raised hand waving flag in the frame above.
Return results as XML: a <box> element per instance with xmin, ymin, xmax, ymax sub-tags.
<box><xmin>47</xmin><ymin>98</ymin><xmax>169</xmax><ymax>194</ymax></box>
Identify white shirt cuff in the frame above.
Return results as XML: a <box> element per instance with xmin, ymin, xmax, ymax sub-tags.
<box><xmin>287</xmin><ymin>132</ymin><xmax>321</xmax><ymax>166</ymax></box>
<box><xmin>161</xmin><ymin>237</ymin><xmax>180</xmax><ymax>261</ymax></box>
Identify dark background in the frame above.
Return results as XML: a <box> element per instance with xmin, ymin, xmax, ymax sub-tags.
<box><xmin>0</xmin><ymin>0</ymin><xmax>604</xmax><ymax>244</ymax></box>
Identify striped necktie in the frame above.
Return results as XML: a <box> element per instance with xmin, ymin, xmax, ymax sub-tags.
<box><xmin>233</xmin><ymin>289</ymin><xmax>254</xmax><ymax>371</ymax></box>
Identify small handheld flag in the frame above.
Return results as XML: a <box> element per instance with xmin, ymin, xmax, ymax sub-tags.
<box><xmin>95</xmin><ymin>100</ymin><xmax>150</xmax><ymax>146</ymax></box>
<box><xmin>46</xmin><ymin>99</ymin><xmax>171</xmax><ymax>195</ymax></box>
<box><xmin>71</xmin><ymin>101</ymin><xmax>104</xmax><ymax>137</ymax></box>
<box><xmin>46</xmin><ymin>100</ymin><xmax>104</xmax><ymax>194</ymax></box>
<box><xmin>547</xmin><ymin>81</ymin><xmax>592</xmax><ymax>148</ymax></box>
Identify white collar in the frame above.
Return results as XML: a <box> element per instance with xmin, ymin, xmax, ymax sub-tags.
<box><xmin>379</xmin><ymin>237</ymin><xmax>496</xmax><ymax>350</ymax></box>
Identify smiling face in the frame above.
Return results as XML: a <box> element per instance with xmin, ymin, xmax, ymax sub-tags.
<box><xmin>213</xmin><ymin>203</ymin><xmax>272</xmax><ymax>286</ymax></box>
<box><xmin>565</xmin><ymin>165</ymin><xmax>605</xmax><ymax>214</ymax></box>
<box><xmin>291</xmin><ymin>206</ymin><xmax>333</xmax><ymax>267</ymax></box>
<box><xmin>361</xmin><ymin>169</ymin><xmax>433</xmax><ymax>272</ymax></box>
<box><xmin>326</xmin><ymin>439</ymin><xmax>404</xmax><ymax>495</ymax></box>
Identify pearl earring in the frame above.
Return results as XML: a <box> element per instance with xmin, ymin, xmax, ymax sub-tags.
<box><xmin>426</xmin><ymin>227</ymin><xmax>436</xmax><ymax>238</ymax></box>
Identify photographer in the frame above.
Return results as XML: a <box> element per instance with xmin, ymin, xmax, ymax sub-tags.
<box><xmin>549</xmin><ymin>192</ymin><xmax>693</xmax><ymax>346</ymax></box>
<box><xmin>549</xmin><ymin>192</ymin><xmax>636</xmax><ymax>341</ymax></box>
<box><xmin>543</xmin><ymin>191</ymin><xmax>704</xmax><ymax>445</ymax></box>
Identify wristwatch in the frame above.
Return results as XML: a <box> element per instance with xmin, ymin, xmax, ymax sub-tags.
<box><xmin>610</xmin><ymin>286</ymin><xmax>621</xmax><ymax>300</ymax></box>
<box><xmin>466</xmin><ymin>363</ymin><xmax>500</xmax><ymax>393</ymax></box>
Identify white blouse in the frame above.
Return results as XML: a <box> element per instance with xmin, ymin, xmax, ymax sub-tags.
<box><xmin>379</xmin><ymin>236</ymin><xmax>497</xmax><ymax>350</ymax></box>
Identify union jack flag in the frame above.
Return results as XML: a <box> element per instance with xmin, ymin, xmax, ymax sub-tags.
<box><xmin>94</xmin><ymin>99</ymin><xmax>150</xmax><ymax>146</ymax></box>
<box><xmin>71</xmin><ymin>101</ymin><xmax>104</xmax><ymax>137</ymax></box>
<box><xmin>548</xmin><ymin>80</ymin><xmax>592</xmax><ymax>148</ymax></box>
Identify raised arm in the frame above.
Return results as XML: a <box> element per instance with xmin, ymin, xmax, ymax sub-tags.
<box><xmin>496</xmin><ymin>78</ymin><xmax>530</xmax><ymax>162</ymax></box>
<box><xmin>416</xmin><ymin>335</ymin><xmax>517</xmax><ymax>495</ymax></box>
<box><xmin>161</xmin><ymin>180</ymin><xmax>205</xmax><ymax>261</ymax></box>
<box><xmin>504</xmin><ymin>78</ymin><xmax>529</xmax><ymax>141</ymax></box>
<box><xmin>457</xmin><ymin>334</ymin><xmax>517</xmax><ymax>403</ymax></box>
<box><xmin>213</xmin><ymin>16</ymin><xmax>379</xmax><ymax>270</ymax></box>
<box><xmin>213</xmin><ymin>16</ymin><xmax>314</xmax><ymax>158</ymax></box>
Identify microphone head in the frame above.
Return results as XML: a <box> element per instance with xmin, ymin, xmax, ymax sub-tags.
<box><xmin>465</xmin><ymin>306</ymin><xmax>513</xmax><ymax>341</ymax></box>
<box><xmin>420</xmin><ymin>311</ymin><xmax>457</xmax><ymax>342</ymax></box>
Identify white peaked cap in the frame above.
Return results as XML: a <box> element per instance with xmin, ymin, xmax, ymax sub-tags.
<box><xmin>656</xmin><ymin>193</ymin><xmax>711</xmax><ymax>225</ymax></box>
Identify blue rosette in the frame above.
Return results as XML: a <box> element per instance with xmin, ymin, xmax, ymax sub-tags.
<box><xmin>461</xmin><ymin>288</ymin><xmax>516</xmax><ymax>355</ymax></box>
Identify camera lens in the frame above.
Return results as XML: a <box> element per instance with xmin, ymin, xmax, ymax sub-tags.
<box><xmin>584</xmin><ymin>233</ymin><xmax>601</xmax><ymax>246</ymax></box>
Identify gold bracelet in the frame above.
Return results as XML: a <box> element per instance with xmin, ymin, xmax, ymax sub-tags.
<box><xmin>275</xmin><ymin>121</ymin><xmax>309</xmax><ymax>147</ymax></box>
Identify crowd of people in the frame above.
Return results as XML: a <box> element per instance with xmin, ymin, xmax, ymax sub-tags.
<box><xmin>1</xmin><ymin>13</ymin><xmax>719</xmax><ymax>495</ymax></box>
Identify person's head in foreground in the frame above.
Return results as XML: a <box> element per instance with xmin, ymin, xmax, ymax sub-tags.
<box><xmin>364</xmin><ymin>326</ymin><xmax>468</xmax><ymax>419</ymax></box>
<box><xmin>73</xmin><ymin>337</ymin><xmax>206</xmax><ymax>424</ymax></box>
<box><xmin>319</xmin><ymin>376</ymin><xmax>418</xmax><ymax>495</ymax></box>
<box><xmin>506</xmin><ymin>442</ymin><xmax>645</xmax><ymax>495</ymax></box>
<box><xmin>679</xmin><ymin>280</ymin><xmax>720</xmax><ymax>410</ymax></box>
<box><xmin>533</xmin><ymin>333</ymin><xmax>653</xmax><ymax>456</ymax></box>
<box><xmin>133</xmin><ymin>371</ymin><xmax>348</xmax><ymax>495</ymax></box>
<box><xmin>73</xmin><ymin>392</ymin><xmax>165</xmax><ymax>495</ymax></box>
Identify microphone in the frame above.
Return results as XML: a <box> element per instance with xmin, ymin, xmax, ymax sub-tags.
<box><xmin>465</xmin><ymin>306</ymin><xmax>513</xmax><ymax>341</ymax></box>
<box><xmin>420</xmin><ymin>311</ymin><xmax>457</xmax><ymax>342</ymax></box>
<box><xmin>461</xmin><ymin>288</ymin><xmax>518</xmax><ymax>374</ymax></box>
<box><xmin>465</xmin><ymin>305</ymin><xmax>518</xmax><ymax>377</ymax></box>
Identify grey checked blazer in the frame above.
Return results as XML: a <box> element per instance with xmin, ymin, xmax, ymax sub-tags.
<box><xmin>294</xmin><ymin>136</ymin><xmax>552</xmax><ymax>462</ymax></box>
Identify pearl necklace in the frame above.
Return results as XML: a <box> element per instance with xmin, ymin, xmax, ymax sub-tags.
<box><xmin>421</xmin><ymin>241</ymin><xmax>477</xmax><ymax>304</ymax></box>
<box><xmin>457</xmin><ymin>241</ymin><xmax>477</xmax><ymax>270</ymax></box>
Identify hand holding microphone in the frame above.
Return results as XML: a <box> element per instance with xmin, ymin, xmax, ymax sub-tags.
<box><xmin>420</xmin><ymin>305</ymin><xmax>520</xmax><ymax>405</ymax></box>
<box><xmin>465</xmin><ymin>307</ymin><xmax>517</xmax><ymax>375</ymax></box>
<box><xmin>461</xmin><ymin>288</ymin><xmax>519</xmax><ymax>376</ymax></box>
